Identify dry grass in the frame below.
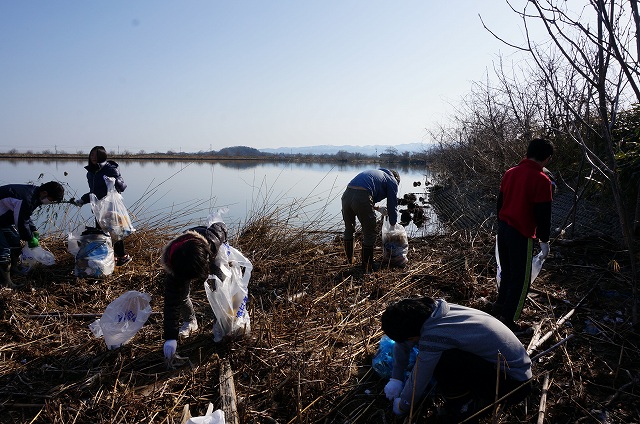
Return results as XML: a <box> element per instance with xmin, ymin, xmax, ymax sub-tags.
<box><xmin>1</xmin><ymin>209</ymin><xmax>640</xmax><ymax>423</ymax></box>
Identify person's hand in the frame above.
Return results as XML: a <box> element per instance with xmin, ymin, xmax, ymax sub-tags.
<box><xmin>384</xmin><ymin>378</ymin><xmax>404</xmax><ymax>400</ymax></box>
<box><xmin>163</xmin><ymin>339</ymin><xmax>177</xmax><ymax>360</ymax></box>
<box><xmin>393</xmin><ymin>397</ymin><xmax>407</xmax><ymax>415</ymax></box>
<box><xmin>71</xmin><ymin>198</ymin><xmax>84</xmax><ymax>207</ymax></box>
<box><xmin>33</xmin><ymin>231</ymin><xmax>39</xmax><ymax>240</ymax></box>
<box><xmin>540</xmin><ymin>242</ymin><xmax>550</xmax><ymax>259</ymax></box>
<box><xmin>28</xmin><ymin>236</ymin><xmax>39</xmax><ymax>248</ymax></box>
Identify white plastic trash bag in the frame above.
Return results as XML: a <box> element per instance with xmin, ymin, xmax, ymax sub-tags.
<box><xmin>186</xmin><ymin>403</ymin><xmax>225</xmax><ymax>424</ymax></box>
<box><xmin>382</xmin><ymin>217</ymin><xmax>408</xmax><ymax>267</ymax></box>
<box><xmin>205</xmin><ymin>242</ymin><xmax>252</xmax><ymax>342</ymax></box>
<box><xmin>20</xmin><ymin>245</ymin><xmax>55</xmax><ymax>271</ymax></box>
<box><xmin>495</xmin><ymin>235</ymin><xmax>545</xmax><ymax>290</ymax></box>
<box><xmin>89</xmin><ymin>291</ymin><xmax>152</xmax><ymax>350</ymax></box>
<box><xmin>90</xmin><ymin>176</ymin><xmax>135</xmax><ymax>241</ymax></box>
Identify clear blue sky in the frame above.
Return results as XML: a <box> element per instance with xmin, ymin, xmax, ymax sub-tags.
<box><xmin>0</xmin><ymin>1</ymin><xmax>530</xmax><ymax>154</ymax></box>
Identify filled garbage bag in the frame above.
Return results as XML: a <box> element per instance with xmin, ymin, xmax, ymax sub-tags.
<box><xmin>89</xmin><ymin>290</ymin><xmax>152</xmax><ymax>350</ymax></box>
<box><xmin>72</xmin><ymin>227</ymin><xmax>115</xmax><ymax>278</ymax></box>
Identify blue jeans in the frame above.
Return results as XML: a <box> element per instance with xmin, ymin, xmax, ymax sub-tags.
<box><xmin>0</xmin><ymin>226</ymin><xmax>21</xmax><ymax>264</ymax></box>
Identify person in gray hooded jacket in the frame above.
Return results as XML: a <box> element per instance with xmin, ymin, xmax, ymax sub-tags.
<box><xmin>381</xmin><ymin>297</ymin><xmax>532</xmax><ymax>421</ymax></box>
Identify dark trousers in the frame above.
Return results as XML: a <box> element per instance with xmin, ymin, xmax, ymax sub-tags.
<box><xmin>434</xmin><ymin>349</ymin><xmax>531</xmax><ymax>412</ymax></box>
<box><xmin>495</xmin><ymin>221</ymin><xmax>533</xmax><ymax>321</ymax></box>
<box><xmin>0</xmin><ymin>226</ymin><xmax>21</xmax><ymax>263</ymax></box>
<box><xmin>95</xmin><ymin>220</ymin><xmax>126</xmax><ymax>258</ymax></box>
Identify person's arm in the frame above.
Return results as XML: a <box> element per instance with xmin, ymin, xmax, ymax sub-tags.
<box><xmin>103</xmin><ymin>166</ymin><xmax>127</xmax><ymax>193</ymax></box>
<box><xmin>16</xmin><ymin>201</ymin><xmax>36</xmax><ymax>242</ymax></box>
<box><xmin>386</xmin><ymin>184</ymin><xmax>399</xmax><ymax>226</ymax></box>
<box><xmin>533</xmin><ymin>201</ymin><xmax>552</xmax><ymax>242</ymax></box>
<box><xmin>390</xmin><ymin>341</ymin><xmax>412</xmax><ymax>381</ymax></box>
<box><xmin>163</xmin><ymin>274</ymin><xmax>186</xmax><ymax>340</ymax></box>
<box><xmin>397</xmin><ymin>349</ymin><xmax>441</xmax><ymax>415</ymax></box>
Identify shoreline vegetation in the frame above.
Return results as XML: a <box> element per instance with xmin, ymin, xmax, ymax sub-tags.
<box><xmin>0</xmin><ymin>147</ymin><xmax>430</xmax><ymax>165</ymax></box>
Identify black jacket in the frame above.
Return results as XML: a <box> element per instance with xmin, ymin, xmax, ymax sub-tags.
<box><xmin>80</xmin><ymin>160</ymin><xmax>127</xmax><ymax>204</ymax></box>
<box><xmin>0</xmin><ymin>184</ymin><xmax>41</xmax><ymax>241</ymax></box>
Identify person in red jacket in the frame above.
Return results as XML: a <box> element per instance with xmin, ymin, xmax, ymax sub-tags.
<box><xmin>493</xmin><ymin>138</ymin><xmax>554</xmax><ymax>333</ymax></box>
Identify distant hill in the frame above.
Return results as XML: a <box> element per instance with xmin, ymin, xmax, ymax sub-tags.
<box><xmin>259</xmin><ymin>143</ymin><xmax>432</xmax><ymax>156</ymax></box>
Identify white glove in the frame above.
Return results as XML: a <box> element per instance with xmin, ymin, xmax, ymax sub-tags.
<box><xmin>163</xmin><ymin>339</ymin><xmax>177</xmax><ymax>360</ymax></box>
<box><xmin>73</xmin><ymin>198</ymin><xmax>84</xmax><ymax>207</ymax></box>
<box><xmin>384</xmin><ymin>378</ymin><xmax>404</xmax><ymax>400</ymax></box>
<box><xmin>540</xmin><ymin>242</ymin><xmax>550</xmax><ymax>259</ymax></box>
<box><xmin>393</xmin><ymin>397</ymin><xmax>406</xmax><ymax>415</ymax></box>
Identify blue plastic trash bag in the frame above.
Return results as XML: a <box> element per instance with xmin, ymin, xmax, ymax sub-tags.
<box><xmin>372</xmin><ymin>335</ymin><xmax>418</xmax><ymax>378</ymax></box>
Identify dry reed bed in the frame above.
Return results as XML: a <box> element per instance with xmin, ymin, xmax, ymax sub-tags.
<box><xmin>1</xmin><ymin>215</ymin><xmax>639</xmax><ymax>423</ymax></box>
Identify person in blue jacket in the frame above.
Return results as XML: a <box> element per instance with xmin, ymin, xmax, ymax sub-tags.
<box><xmin>73</xmin><ymin>146</ymin><xmax>131</xmax><ymax>266</ymax></box>
<box><xmin>341</xmin><ymin>168</ymin><xmax>400</xmax><ymax>272</ymax></box>
<box><xmin>0</xmin><ymin>181</ymin><xmax>65</xmax><ymax>288</ymax></box>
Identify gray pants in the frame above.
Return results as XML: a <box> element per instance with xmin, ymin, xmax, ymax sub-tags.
<box><xmin>341</xmin><ymin>188</ymin><xmax>377</xmax><ymax>247</ymax></box>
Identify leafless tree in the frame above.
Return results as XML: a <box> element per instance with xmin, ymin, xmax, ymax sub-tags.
<box><xmin>482</xmin><ymin>0</ymin><xmax>640</xmax><ymax>323</ymax></box>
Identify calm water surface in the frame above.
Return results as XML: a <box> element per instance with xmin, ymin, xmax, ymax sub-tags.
<box><xmin>0</xmin><ymin>159</ymin><xmax>438</xmax><ymax>237</ymax></box>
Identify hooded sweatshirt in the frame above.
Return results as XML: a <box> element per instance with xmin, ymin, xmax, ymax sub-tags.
<box><xmin>392</xmin><ymin>299</ymin><xmax>532</xmax><ymax>410</ymax></box>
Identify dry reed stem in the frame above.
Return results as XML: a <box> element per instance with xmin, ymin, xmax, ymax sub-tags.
<box><xmin>1</xmin><ymin>205</ymin><xmax>640</xmax><ymax>422</ymax></box>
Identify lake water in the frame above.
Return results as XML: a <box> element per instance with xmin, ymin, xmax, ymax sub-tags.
<box><xmin>0</xmin><ymin>159</ymin><xmax>439</xmax><ymax>238</ymax></box>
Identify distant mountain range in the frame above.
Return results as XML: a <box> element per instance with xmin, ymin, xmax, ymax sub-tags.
<box><xmin>259</xmin><ymin>143</ymin><xmax>431</xmax><ymax>156</ymax></box>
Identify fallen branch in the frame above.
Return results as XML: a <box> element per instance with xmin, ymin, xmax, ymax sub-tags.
<box><xmin>537</xmin><ymin>372</ymin><xmax>551</xmax><ymax>424</ymax></box>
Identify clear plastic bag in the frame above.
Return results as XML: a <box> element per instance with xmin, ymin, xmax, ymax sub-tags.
<box><xmin>89</xmin><ymin>290</ymin><xmax>152</xmax><ymax>350</ymax></box>
<box><xmin>73</xmin><ymin>229</ymin><xmax>115</xmax><ymax>277</ymax></box>
<box><xmin>20</xmin><ymin>245</ymin><xmax>56</xmax><ymax>272</ymax></box>
<box><xmin>90</xmin><ymin>176</ymin><xmax>135</xmax><ymax>241</ymax></box>
<box><xmin>382</xmin><ymin>217</ymin><xmax>409</xmax><ymax>267</ymax></box>
<box><xmin>205</xmin><ymin>242</ymin><xmax>252</xmax><ymax>342</ymax></box>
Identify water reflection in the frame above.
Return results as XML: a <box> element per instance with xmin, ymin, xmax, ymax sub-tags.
<box><xmin>2</xmin><ymin>159</ymin><xmax>439</xmax><ymax>237</ymax></box>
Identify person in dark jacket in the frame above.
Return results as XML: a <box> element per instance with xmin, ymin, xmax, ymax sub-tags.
<box><xmin>493</xmin><ymin>138</ymin><xmax>554</xmax><ymax>333</ymax></box>
<box><xmin>0</xmin><ymin>181</ymin><xmax>64</xmax><ymax>288</ymax></box>
<box><xmin>73</xmin><ymin>146</ymin><xmax>131</xmax><ymax>266</ymax></box>
<box><xmin>341</xmin><ymin>168</ymin><xmax>400</xmax><ymax>272</ymax></box>
<box><xmin>161</xmin><ymin>222</ymin><xmax>228</xmax><ymax>362</ymax></box>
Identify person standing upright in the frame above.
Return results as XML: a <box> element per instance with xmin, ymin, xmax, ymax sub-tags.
<box><xmin>341</xmin><ymin>168</ymin><xmax>400</xmax><ymax>272</ymax></box>
<box><xmin>73</xmin><ymin>146</ymin><xmax>132</xmax><ymax>266</ymax></box>
<box><xmin>493</xmin><ymin>138</ymin><xmax>554</xmax><ymax>332</ymax></box>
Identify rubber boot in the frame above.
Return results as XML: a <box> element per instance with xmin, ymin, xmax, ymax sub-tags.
<box><xmin>1</xmin><ymin>262</ymin><xmax>22</xmax><ymax>289</ymax></box>
<box><xmin>10</xmin><ymin>249</ymin><xmax>21</xmax><ymax>276</ymax></box>
<box><xmin>344</xmin><ymin>240</ymin><xmax>354</xmax><ymax>265</ymax></box>
<box><xmin>361</xmin><ymin>246</ymin><xmax>379</xmax><ymax>273</ymax></box>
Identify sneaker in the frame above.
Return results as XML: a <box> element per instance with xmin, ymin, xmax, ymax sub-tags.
<box><xmin>116</xmin><ymin>255</ymin><xmax>132</xmax><ymax>267</ymax></box>
<box><xmin>179</xmin><ymin>319</ymin><xmax>198</xmax><ymax>337</ymax></box>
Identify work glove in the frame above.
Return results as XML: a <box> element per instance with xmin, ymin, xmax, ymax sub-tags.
<box><xmin>393</xmin><ymin>397</ymin><xmax>406</xmax><ymax>415</ymax></box>
<box><xmin>163</xmin><ymin>339</ymin><xmax>177</xmax><ymax>360</ymax></box>
<box><xmin>70</xmin><ymin>198</ymin><xmax>84</xmax><ymax>206</ymax></box>
<box><xmin>33</xmin><ymin>231</ymin><xmax>39</xmax><ymax>240</ymax></box>
<box><xmin>375</xmin><ymin>206</ymin><xmax>388</xmax><ymax>217</ymax></box>
<box><xmin>539</xmin><ymin>242</ymin><xmax>550</xmax><ymax>260</ymax></box>
<box><xmin>384</xmin><ymin>378</ymin><xmax>404</xmax><ymax>400</ymax></box>
<box><xmin>28</xmin><ymin>236</ymin><xmax>39</xmax><ymax>248</ymax></box>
